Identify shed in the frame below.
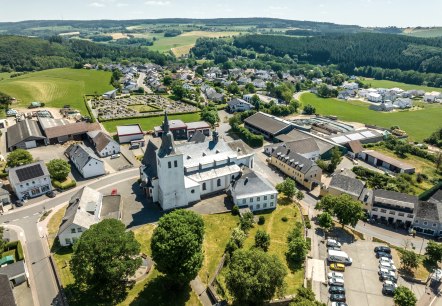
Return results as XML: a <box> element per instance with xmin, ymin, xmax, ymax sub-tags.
<box><xmin>117</xmin><ymin>124</ymin><xmax>144</xmax><ymax>143</ymax></box>
<box><xmin>6</xmin><ymin>119</ymin><xmax>46</xmax><ymax>151</ymax></box>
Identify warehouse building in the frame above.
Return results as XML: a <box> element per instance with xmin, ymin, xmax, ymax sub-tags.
<box><xmin>6</xmin><ymin>119</ymin><xmax>46</xmax><ymax>151</ymax></box>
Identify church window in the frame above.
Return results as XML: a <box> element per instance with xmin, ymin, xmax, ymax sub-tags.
<box><xmin>174</xmin><ymin>160</ymin><xmax>178</xmax><ymax>167</ymax></box>
<box><xmin>168</xmin><ymin>161</ymin><xmax>171</xmax><ymax>168</ymax></box>
<box><xmin>217</xmin><ymin>179</ymin><xmax>221</xmax><ymax>187</ymax></box>
<box><xmin>202</xmin><ymin>183</ymin><xmax>206</xmax><ymax>191</ymax></box>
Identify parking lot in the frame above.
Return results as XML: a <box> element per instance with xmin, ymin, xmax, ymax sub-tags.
<box><xmin>320</xmin><ymin>232</ymin><xmax>427</xmax><ymax>306</ymax></box>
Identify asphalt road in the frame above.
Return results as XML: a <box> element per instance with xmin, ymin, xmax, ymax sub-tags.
<box><xmin>0</xmin><ymin>168</ymin><xmax>139</xmax><ymax>306</ymax></box>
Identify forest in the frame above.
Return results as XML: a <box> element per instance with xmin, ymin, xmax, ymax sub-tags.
<box><xmin>0</xmin><ymin>35</ymin><xmax>172</xmax><ymax>72</ymax></box>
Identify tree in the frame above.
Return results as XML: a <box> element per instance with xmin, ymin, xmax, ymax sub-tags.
<box><xmin>240</xmin><ymin>212</ymin><xmax>255</xmax><ymax>233</ymax></box>
<box><xmin>7</xmin><ymin>149</ymin><xmax>33</xmax><ymax>167</ymax></box>
<box><xmin>172</xmin><ymin>82</ymin><xmax>188</xmax><ymax>100</ymax></box>
<box><xmin>333</xmin><ymin>194</ymin><xmax>364</xmax><ymax>227</ymax></box>
<box><xmin>47</xmin><ymin>159</ymin><xmax>71</xmax><ymax>181</ymax></box>
<box><xmin>0</xmin><ymin>227</ymin><xmax>5</xmax><ymax>254</ymax></box>
<box><xmin>399</xmin><ymin>250</ymin><xmax>419</xmax><ymax>271</ymax></box>
<box><xmin>251</xmin><ymin>94</ymin><xmax>261</xmax><ymax>110</ymax></box>
<box><xmin>290</xmin><ymin>286</ymin><xmax>326</xmax><ymax>306</ymax></box>
<box><xmin>245</xmin><ymin>83</ymin><xmax>255</xmax><ymax>93</ymax></box>
<box><xmin>303</xmin><ymin>104</ymin><xmax>316</xmax><ymax>115</ymax></box>
<box><xmin>394</xmin><ymin>286</ymin><xmax>417</xmax><ymax>306</ymax></box>
<box><xmin>227</xmin><ymin>82</ymin><xmax>240</xmax><ymax>95</ymax></box>
<box><xmin>200</xmin><ymin>105</ymin><xmax>219</xmax><ymax>126</ymax></box>
<box><xmin>286</xmin><ymin>236</ymin><xmax>309</xmax><ymax>265</ymax></box>
<box><xmin>226</xmin><ymin>249</ymin><xmax>287</xmax><ymax>305</ymax></box>
<box><xmin>70</xmin><ymin>219</ymin><xmax>141</xmax><ymax>303</ymax></box>
<box><xmin>315</xmin><ymin>195</ymin><xmax>336</xmax><ymax>214</ymax></box>
<box><xmin>328</xmin><ymin>147</ymin><xmax>342</xmax><ymax>173</ymax></box>
<box><xmin>163</xmin><ymin>75</ymin><xmax>172</xmax><ymax>86</ymax></box>
<box><xmin>425</xmin><ymin>241</ymin><xmax>442</xmax><ymax>264</ymax></box>
<box><xmin>317</xmin><ymin>212</ymin><xmax>333</xmax><ymax>233</ymax></box>
<box><xmin>255</xmin><ymin>230</ymin><xmax>270</xmax><ymax>251</ymax></box>
<box><xmin>296</xmin><ymin>191</ymin><xmax>305</xmax><ymax>201</ymax></box>
<box><xmin>276</xmin><ymin>178</ymin><xmax>297</xmax><ymax>200</ymax></box>
<box><xmin>151</xmin><ymin>210</ymin><xmax>204</xmax><ymax>286</ymax></box>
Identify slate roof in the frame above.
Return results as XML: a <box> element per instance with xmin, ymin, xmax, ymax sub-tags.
<box><xmin>244</xmin><ymin>112</ymin><xmax>292</xmax><ymax>135</ymax></box>
<box><xmin>0</xmin><ymin>260</ymin><xmax>26</xmax><ymax>279</ymax></box>
<box><xmin>285</xmin><ymin>138</ymin><xmax>320</xmax><ymax>155</ymax></box>
<box><xmin>329</xmin><ymin>174</ymin><xmax>365</xmax><ymax>198</ymax></box>
<box><xmin>66</xmin><ymin>144</ymin><xmax>101</xmax><ymax>170</ymax></box>
<box><xmin>373</xmin><ymin>189</ymin><xmax>418</xmax><ymax>205</ymax></box>
<box><xmin>276</xmin><ymin>129</ymin><xmax>335</xmax><ymax>155</ymax></box>
<box><xmin>429</xmin><ymin>189</ymin><xmax>442</xmax><ymax>204</ymax></box>
<box><xmin>141</xmin><ymin>138</ymin><xmax>161</xmax><ymax>178</ymax></box>
<box><xmin>58</xmin><ymin>187</ymin><xmax>102</xmax><ymax>236</ymax></box>
<box><xmin>0</xmin><ymin>274</ymin><xmax>15</xmax><ymax>306</ymax></box>
<box><xmin>6</xmin><ymin>119</ymin><xmax>45</xmax><ymax>149</ymax></box>
<box><xmin>189</xmin><ymin>131</ymin><xmax>206</xmax><ymax>143</ymax></box>
<box><xmin>8</xmin><ymin>161</ymin><xmax>49</xmax><ymax>186</ymax></box>
<box><xmin>231</xmin><ymin>168</ymin><xmax>276</xmax><ymax>198</ymax></box>
<box><xmin>415</xmin><ymin>201</ymin><xmax>442</xmax><ymax>222</ymax></box>
<box><xmin>91</xmin><ymin>131</ymin><xmax>115</xmax><ymax>153</ymax></box>
<box><xmin>271</xmin><ymin>146</ymin><xmax>315</xmax><ymax>174</ymax></box>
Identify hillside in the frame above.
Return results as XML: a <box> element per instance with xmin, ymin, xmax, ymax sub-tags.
<box><xmin>0</xmin><ymin>68</ymin><xmax>113</xmax><ymax>114</ymax></box>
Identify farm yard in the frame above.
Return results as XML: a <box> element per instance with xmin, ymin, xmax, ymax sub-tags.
<box><xmin>90</xmin><ymin>95</ymin><xmax>199</xmax><ymax>121</ymax></box>
<box><xmin>101</xmin><ymin>112</ymin><xmax>201</xmax><ymax>133</ymax></box>
<box><xmin>300</xmin><ymin>93</ymin><xmax>442</xmax><ymax>142</ymax></box>
<box><xmin>0</xmin><ymin>68</ymin><xmax>113</xmax><ymax>115</ymax></box>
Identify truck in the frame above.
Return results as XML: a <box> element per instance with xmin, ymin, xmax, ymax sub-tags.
<box><xmin>327</xmin><ymin>249</ymin><xmax>353</xmax><ymax>266</ymax></box>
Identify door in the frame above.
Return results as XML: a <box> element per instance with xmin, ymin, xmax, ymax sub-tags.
<box><xmin>25</xmin><ymin>140</ymin><xmax>37</xmax><ymax>149</ymax></box>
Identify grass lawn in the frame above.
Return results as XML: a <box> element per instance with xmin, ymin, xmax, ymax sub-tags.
<box><xmin>101</xmin><ymin>112</ymin><xmax>201</xmax><ymax>133</ymax></box>
<box><xmin>132</xmin><ymin>224</ymin><xmax>157</xmax><ymax>256</ymax></box>
<box><xmin>128</xmin><ymin>104</ymin><xmax>161</xmax><ymax>113</ymax></box>
<box><xmin>0</xmin><ymin>68</ymin><xmax>113</xmax><ymax>115</ymax></box>
<box><xmin>199</xmin><ymin>213</ymin><xmax>239</xmax><ymax>284</ymax></box>
<box><xmin>300</xmin><ymin>93</ymin><xmax>442</xmax><ymax>142</ymax></box>
<box><xmin>361</xmin><ymin>78</ymin><xmax>442</xmax><ymax>92</ymax></box>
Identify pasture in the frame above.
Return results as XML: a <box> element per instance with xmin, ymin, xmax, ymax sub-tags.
<box><xmin>362</xmin><ymin>78</ymin><xmax>442</xmax><ymax>92</ymax></box>
<box><xmin>403</xmin><ymin>27</ymin><xmax>442</xmax><ymax>38</ymax></box>
<box><xmin>101</xmin><ymin>112</ymin><xmax>201</xmax><ymax>133</ymax></box>
<box><xmin>300</xmin><ymin>93</ymin><xmax>442</xmax><ymax>141</ymax></box>
<box><xmin>0</xmin><ymin>68</ymin><xmax>113</xmax><ymax>115</ymax></box>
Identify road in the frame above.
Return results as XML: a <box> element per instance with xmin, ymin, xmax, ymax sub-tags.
<box><xmin>0</xmin><ymin>168</ymin><xmax>139</xmax><ymax>306</ymax></box>
<box><xmin>137</xmin><ymin>73</ymin><xmax>151</xmax><ymax>94</ymax></box>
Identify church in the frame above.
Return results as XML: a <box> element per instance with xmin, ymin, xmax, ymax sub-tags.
<box><xmin>140</xmin><ymin>113</ymin><xmax>255</xmax><ymax>210</ymax></box>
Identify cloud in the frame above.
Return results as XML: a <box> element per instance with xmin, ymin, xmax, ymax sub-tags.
<box><xmin>116</xmin><ymin>2</ymin><xmax>129</xmax><ymax>7</ymax></box>
<box><xmin>269</xmin><ymin>6</ymin><xmax>287</xmax><ymax>10</ymax></box>
<box><xmin>145</xmin><ymin>0</ymin><xmax>170</xmax><ymax>6</ymax></box>
<box><xmin>90</xmin><ymin>2</ymin><xmax>105</xmax><ymax>7</ymax></box>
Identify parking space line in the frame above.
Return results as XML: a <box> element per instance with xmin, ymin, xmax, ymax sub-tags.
<box><xmin>33</xmin><ymin>213</ymin><xmax>39</xmax><ymax>216</ymax></box>
<box><xmin>12</xmin><ymin>219</ymin><xmax>19</xmax><ymax>222</ymax></box>
<box><xmin>22</xmin><ymin>216</ymin><xmax>29</xmax><ymax>219</ymax></box>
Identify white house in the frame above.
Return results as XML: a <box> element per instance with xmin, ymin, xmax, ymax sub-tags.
<box><xmin>57</xmin><ymin>186</ymin><xmax>122</xmax><ymax>246</ymax></box>
<box><xmin>424</xmin><ymin>91</ymin><xmax>441</xmax><ymax>103</ymax></box>
<box><xmin>228</xmin><ymin>168</ymin><xmax>278</xmax><ymax>211</ymax></box>
<box><xmin>8</xmin><ymin>161</ymin><xmax>52</xmax><ymax>200</ymax></box>
<box><xmin>66</xmin><ymin>144</ymin><xmax>106</xmax><ymax>178</ymax></box>
<box><xmin>88</xmin><ymin>131</ymin><xmax>120</xmax><ymax>157</ymax></box>
<box><xmin>227</xmin><ymin>98</ymin><xmax>254</xmax><ymax>112</ymax></box>
<box><xmin>368</xmin><ymin>92</ymin><xmax>383</xmax><ymax>102</ymax></box>
<box><xmin>342</xmin><ymin>82</ymin><xmax>359</xmax><ymax>90</ymax></box>
<box><xmin>140</xmin><ymin>113</ymin><xmax>255</xmax><ymax>210</ymax></box>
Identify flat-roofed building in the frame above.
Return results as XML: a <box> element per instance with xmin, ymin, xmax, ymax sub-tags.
<box><xmin>116</xmin><ymin>124</ymin><xmax>144</xmax><ymax>143</ymax></box>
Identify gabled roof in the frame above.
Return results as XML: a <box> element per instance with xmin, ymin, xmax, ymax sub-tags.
<box><xmin>329</xmin><ymin>174</ymin><xmax>365</xmax><ymax>198</ymax></box>
<box><xmin>347</xmin><ymin>140</ymin><xmax>363</xmax><ymax>154</ymax></box>
<box><xmin>189</xmin><ymin>131</ymin><xmax>206</xmax><ymax>143</ymax></box>
<box><xmin>58</xmin><ymin>186</ymin><xmax>102</xmax><ymax>236</ymax></box>
<box><xmin>44</xmin><ymin>122</ymin><xmax>101</xmax><ymax>139</ymax></box>
<box><xmin>231</xmin><ymin>168</ymin><xmax>276</xmax><ymax>198</ymax></box>
<box><xmin>141</xmin><ymin>138</ymin><xmax>161</xmax><ymax>178</ymax></box>
<box><xmin>244</xmin><ymin>112</ymin><xmax>292</xmax><ymax>135</ymax></box>
<box><xmin>429</xmin><ymin>189</ymin><xmax>442</xmax><ymax>205</ymax></box>
<box><xmin>373</xmin><ymin>189</ymin><xmax>418</xmax><ymax>205</ymax></box>
<box><xmin>0</xmin><ymin>260</ymin><xmax>26</xmax><ymax>279</ymax></box>
<box><xmin>92</xmin><ymin>131</ymin><xmax>115</xmax><ymax>153</ymax></box>
<box><xmin>6</xmin><ymin>119</ymin><xmax>45</xmax><ymax>149</ymax></box>
<box><xmin>271</xmin><ymin>146</ymin><xmax>315</xmax><ymax>174</ymax></box>
<box><xmin>66</xmin><ymin>144</ymin><xmax>102</xmax><ymax>170</ymax></box>
<box><xmin>415</xmin><ymin>201</ymin><xmax>442</xmax><ymax>222</ymax></box>
<box><xmin>0</xmin><ymin>274</ymin><xmax>15</xmax><ymax>306</ymax></box>
<box><xmin>8</xmin><ymin>161</ymin><xmax>50</xmax><ymax>186</ymax></box>
<box><xmin>285</xmin><ymin>138</ymin><xmax>320</xmax><ymax>155</ymax></box>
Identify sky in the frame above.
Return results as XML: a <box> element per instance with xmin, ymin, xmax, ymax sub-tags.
<box><xmin>0</xmin><ymin>0</ymin><xmax>441</xmax><ymax>27</ymax></box>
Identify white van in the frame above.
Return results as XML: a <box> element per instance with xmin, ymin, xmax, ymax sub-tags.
<box><xmin>328</xmin><ymin>249</ymin><xmax>353</xmax><ymax>265</ymax></box>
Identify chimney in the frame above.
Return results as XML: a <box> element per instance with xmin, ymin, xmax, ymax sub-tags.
<box><xmin>212</xmin><ymin>130</ymin><xmax>219</xmax><ymax>143</ymax></box>
<box><xmin>244</xmin><ymin>177</ymin><xmax>248</xmax><ymax>185</ymax></box>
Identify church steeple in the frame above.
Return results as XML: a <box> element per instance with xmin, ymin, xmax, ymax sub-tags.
<box><xmin>158</xmin><ymin>111</ymin><xmax>176</xmax><ymax>157</ymax></box>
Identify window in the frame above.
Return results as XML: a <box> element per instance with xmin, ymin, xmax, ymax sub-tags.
<box><xmin>433</xmin><ymin>223</ymin><xmax>437</xmax><ymax>227</ymax></box>
<box><xmin>423</xmin><ymin>221</ymin><xmax>428</xmax><ymax>226</ymax></box>
<box><xmin>26</xmin><ymin>183</ymin><xmax>29</xmax><ymax>186</ymax></box>
<box><xmin>389</xmin><ymin>211</ymin><xmax>395</xmax><ymax>215</ymax></box>
<box><xmin>257</xmin><ymin>197</ymin><xmax>260</xmax><ymax>202</ymax></box>
<box><xmin>264</xmin><ymin>196</ymin><xmax>267</xmax><ymax>200</ymax></box>
<box><xmin>191</xmin><ymin>189</ymin><xmax>195</xmax><ymax>194</ymax></box>
<box><xmin>407</xmin><ymin>214</ymin><xmax>414</xmax><ymax>218</ymax></box>
<box><xmin>65</xmin><ymin>238</ymin><xmax>71</xmax><ymax>245</ymax></box>
<box><xmin>264</xmin><ymin>203</ymin><xmax>267</xmax><ymax>208</ymax></box>
<box><xmin>271</xmin><ymin>195</ymin><xmax>274</xmax><ymax>199</ymax></box>
<box><xmin>250</xmin><ymin>198</ymin><xmax>253</xmax><ymax>203</ymax></box>
<box><xmin>270</xmin><ymin>202</ymin><xmax>274</xmax><ymax>207</ymax></box>
<box><xmin>77</xmin><ymin>228</ymin><xmax>82</xmax><ymax>233</ymax></box>
<box><xmin>217</xmin><ymin>179</ymin><xmax>221</xmax><ymax>187</ymax></box>
<box><xmin>249</xmin><ymin>205</ymin><xmax>253</xmax><ymax>210</ymax></box>
<box><xmin>168</xmin><ymin>161</ymin><xmax>171</xmax><ymax>168</ymax></box>
<box><xmin>202</xmin><ymin>183</ymin><xmax>206</xmax><ymax>191</ymax></box>
<box><xmin>242</xmin><ymin>199</ymin><xmax>246</xmax><ymax>204</ymax></box>
<box><xmin>398</xmin><ymin>213</ymin><xmax>404</xmax><ymax>217</ymax></box>
<box><xmin>380</xmin><ymin>209</ymin><xmax>387</xmax><ymax>213</ymax></box>
<box><xmin>174</xmin><ymin>160</ymin><xmax>178</xmax><ymax>167</ymax></box>
<box><xmin>256</xmin><ymin>204</ymin><xmax>260</xmax><ymax>209</ymax></box>
<box><xmin>71</xmin><ymin>228</ymin><xmax>76</xmax><ymax>234</ymax></box>
<box><xmin>415</xmin><ymin>220</ymin><xmax>419</xmax><ymax>224</ymax></box>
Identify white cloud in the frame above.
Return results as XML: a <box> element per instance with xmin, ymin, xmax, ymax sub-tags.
<box><xmin>269</xmin><ymin>6</ymin><xmax>287</xmax><ymax>10</ymax></box>
<box><xmin>116</xmin><ymin>2</ymin><xmax>128</xmax><ymax>7</ymax></box>
<box><xmin>90</xmin><ymin>2</ymin><xmax>105</xmax><ymax>7</ymax></box>
<box><xmin>145</xmin><ymin>0</ymin><xmax>170</xmax><ymax>6</ymax></box>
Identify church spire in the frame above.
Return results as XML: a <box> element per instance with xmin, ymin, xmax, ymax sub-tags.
<box><xmin>162</xmin><ymin>111</ymin><xmax>170</xmax><ymax>134</ymax></box>
<box><xmin>158</xmin><ymin>111</ymin><xmax>176</xmax><ymax>157</ymax></box>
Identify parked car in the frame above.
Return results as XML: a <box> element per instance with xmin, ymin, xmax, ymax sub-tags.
<box><xmin>379</xmin><ymin>257</ymin><xmax>394</xmax><ymax>264</ymax></box>
<box><xmin>329</xmin><ymin>286</ymin><xmax>345</xmax><ymax>294</ymax></box>
<box><xmin>382</xmin><ymin>282</ymin><xmax>397</xmax><ymax>296</ymax></box>
<box><xmin>46</xmin><ymin>191</ymin><xmax>56</xmax><ymax>198</ymax></box>
<box><xmin>375</xmin><ymin>246</ymin><xmax>391</xmax><ymax>254</ymax></box>
<box><xmin>380</xmin><ymin>273</ymin><xmax>398</xmax><ymax>283</ymax></box>
<box><xmin>111</xmin><ymin>154</ymin><xmax>121</xmax><ymax>159</ymax></box>
<box><xmin>328</xmin><ymin>272</ymin><xmax>344</xmax><ymax>279</ymax></box>
<box><xmin>328</xmin><ymin>245</ymin><xmax>342</xmax><ymax>251</ymax></box>
<box><xmin>327</xmin><ymin>239</ymin><xmax>342</xmax><ymax>248</ymax></box>
<box><xmin>330</xmin><ymin>263</ymin><xmax>345</xmax><ymax>272</ymax></box>
<box><xmin>330</xmin><ymin>294</ymin><xmax>346</xmax><ymax>302</ymax></box>
<box><xmin>15</xmin><ymin>200</ymin><xmax>24</xmax><ymax>207</ymax></box>
<box><xmin>376</xmin><ymin>251</ymin><xmax>392</xmax><ymax>259</ymax></box>
<box><xmin>328</xmin><ymin>278</ymin><xmax>345</xmax><ymax>287</ymax></box>
<box><xmin>331</xmin><ymin>303</ymin><xmax>348</xmax><ymax>306</ymax></box>
<box><xmin>383</xmin><ymin>280</ymin><xmax>398</xmax><ymax>288</ymax></box>
<box><xmin>379</xmin><ymin>262</ymin><xmax>397</xmax><ymax>272</ymax></box>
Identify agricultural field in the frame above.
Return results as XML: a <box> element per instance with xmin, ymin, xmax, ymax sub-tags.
<box><xmin>101</xmin><ymin>112</ymin><xmax>201</xmax><ymax>133</ymax></box>
<box><xmin>362</xmin><ymin>78</ymin><xmax>442</xmax><ymax>92</ymax></box>
<box><xmin>300</xmin><ymin>93</ymin><xmax>442</xmax><ymax>141</ymax></box>
<box><xmin>403</xmin><ymin>27</ymin><xmax>442</xmax><ymax>38</ymax></box>
<box><xmin>0</xmin><ymin>68</ymin><xmax>113</xmax><ymax>115</ymax></box>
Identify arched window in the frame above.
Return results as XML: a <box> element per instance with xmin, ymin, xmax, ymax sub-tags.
<box><xmin>217</xmin><ymin>179</ymin><xmax>221</xmax><ymax>187</ymax></box>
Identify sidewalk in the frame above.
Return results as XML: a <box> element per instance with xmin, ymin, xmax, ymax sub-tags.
<box><xmin>190</xmin><ymin>276</ymin><xmax>213</xmax><ymax>306</ymax></box>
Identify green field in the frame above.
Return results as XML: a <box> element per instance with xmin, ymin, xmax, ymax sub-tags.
<box><xmin>403</xmin><ymin>28</ymin><xmax>442</xmax><ymax>38</ymax></box>
<box><xmin>362</xmin><ymin>78</ymin><xmax>442</xmax><ymax>92</ymax></box>
<box><xmin>0</xmin><ymin>68</ymin><xmax>113</xmax><ymax>114</ymax></box>
<box><xmin>300</xmin><ymin>93</ymin><xmax>442</xmax><ymax>141</ymax></box>
<box><xmin>101</xmin><ymin>113</ymin><xmax>201</xmax><ymax>133</ymax></box>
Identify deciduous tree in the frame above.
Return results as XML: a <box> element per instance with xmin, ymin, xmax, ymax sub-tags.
<box><xmin>394</xmin><ymin>286</ymin><xmax>417</xmax><ymax>306</ymax></box>
<box><xmin>317</xmin><ymin>212</ymin><xmax>333</xmax><ymax>233</ymax></box>
<box><xmin>254</xmin><ymin>230</ymin><xmax>270</xmax><ymax>252</ymax></box>
<box><xmin>276</xmin><ymin>178</ymin><xmax>297</xmax><ymax>200</ymax></box>
<box><xmin>7</xmin><ymin>149</ymin><xmax>33</xmax><ymax>167</ymax></box>
<box><xmin>47</xmin><ymin>159</ymin><xmax>71</xmax><ymax>181</ymax></box>
<box><xmin>399</xmin><ymin>250</ymin><xmax>419</xmax><ymax>271</ymax></box>
<box><xmin>425</xmin><ymin>241</ymin><xmax>442</xmax><ymax>264</ymax></box>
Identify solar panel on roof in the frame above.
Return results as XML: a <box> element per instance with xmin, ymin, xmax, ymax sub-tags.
<box><xmin>15</xmin><ymin>164</ymin><xmax>44</xmax><ymax>182</ymax></box>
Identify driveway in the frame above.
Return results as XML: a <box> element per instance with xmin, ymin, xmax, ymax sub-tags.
<box><xmin>188</xmin><ymin>193</ymin><xmax>233</xmax><ymax>215</ymax></box>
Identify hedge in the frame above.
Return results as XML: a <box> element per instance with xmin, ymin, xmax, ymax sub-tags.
<box><xmin>52</xmin><ymin>179</ymin><xmax>77</xmax><ymax>190</ymax></box>
<box><xmin>4</xmin><ymin>241</ymin><xmax>24</xmax><ymax>261</ymax></box>
<box><xmin>98</xmin><ymin>110</ymin><xmax>200</xmax><ymax>123</ymax></box>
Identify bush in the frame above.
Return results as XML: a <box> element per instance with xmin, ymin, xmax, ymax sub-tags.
<box><xmin>4</xmin><ymin>241</ymin><xmax>24</xmax><ymax>261</ymax></box>
<box><xmin>258</xmin><ymin>216</ymin><xmax>265</xmax><ymax>225</ymax></box>
<box><xmin>52</xmin><ymin>179</ymin><xmax>77</xmax><ymax>190</ymax></box>
<box><xmin>281</xmin><ymin>216</ymin><xmax>288</xmax><ymax>222</ymax></box>
<box><xmin>232</xmin><ymin>205</ymin><xmax>239</xmax><ymax>216</ymax></box>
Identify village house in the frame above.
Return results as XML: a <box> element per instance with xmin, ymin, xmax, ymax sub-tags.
<box><xmin>9</xmin><ymin>161</ymin><xmax>52</xmax><ymax>200</ymax></box>
<box><xmin>321</xmin><ymin>173</ymin><xmax>367</xmax><ymax>201</ymax></box>
<box><xmin>227</xmin><ymin>98</ymin><xmax>254</xmax><ymax>112</ymax></box>
<box><xmin>413</xmin><ymin>190</ymin><xmax>442</xmax><ymax>236</ymax></box>
<box><xmin>88</xmin><ymin>131</ymin><xmax>120</xmax><ymax>157</ymax></box>
<box><xmin>66</xmin><ymin>144</ymin><xmax>106</xmax><ymax>178</ymax></box>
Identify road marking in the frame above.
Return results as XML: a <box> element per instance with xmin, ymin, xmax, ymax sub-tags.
<box><xmin>22</xmin><ymin>216</ymin><xmax>29</xmax><ymax>219</ymax></box>
<box><xmin>12</xmin><ymin>219</ymin><xmax>19</xmax><ymax>222</ymax></box>
<box><xmin>33</xmin><ymin>213</ymin><xmax>39</xmax><ymax>216</ymax></box>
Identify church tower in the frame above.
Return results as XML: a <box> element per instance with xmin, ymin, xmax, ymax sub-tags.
<box><xmin>156</xmin><ymin>112</ymin><xmax>187</xmax><ymax>210</ymax></box>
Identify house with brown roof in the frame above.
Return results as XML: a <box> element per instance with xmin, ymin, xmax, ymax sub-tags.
<box><xmin>88</xmin><ymin>131</ymin><xmax>120</xmax><ymax>157</ymax></box>
<box><xmin>38</xmin><ymin>117</ymin><xmax>101</xmax><ymax>144</ymax></box>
